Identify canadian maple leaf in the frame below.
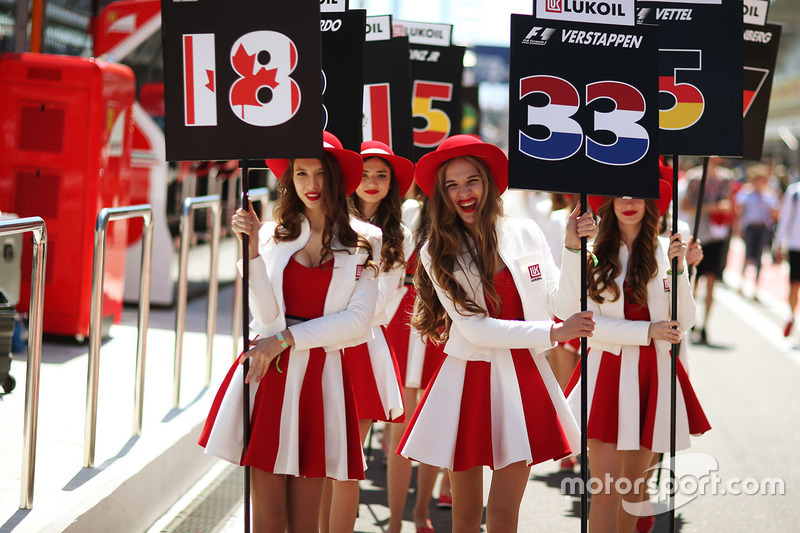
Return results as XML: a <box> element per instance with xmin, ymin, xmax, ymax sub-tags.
<box><xmin>231</xmin><ymin>44</ymin><xmax>280</xmax><ymax>115</ymax></box>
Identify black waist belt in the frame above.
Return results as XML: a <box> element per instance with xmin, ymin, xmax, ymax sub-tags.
<box><xmin>285</xmin><ymin>314</ymin><xmax>310</xmax><ymax>327</ymax></box>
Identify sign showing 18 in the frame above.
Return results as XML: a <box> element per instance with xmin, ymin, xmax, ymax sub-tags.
<box><xmin>519</xmin><ymin>75</ymin><xmax>649</xmax><ymax>166</ymax></box>
<box><xmin>183</xmin><ymin>30</ymin><xmax>302</xmax><ymax>128</ymax></box>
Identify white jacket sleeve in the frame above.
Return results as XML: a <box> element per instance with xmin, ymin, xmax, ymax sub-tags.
<box><xmin>422</xmin><ymin>248</ymin><xmax>555</xmax><ymax>351</ymax></box>
<box><xmin>551</xmin><ymin>246</ymin><xmax>587</xmax><ymax>320</ymax></box>
<box><xmin>674</xmin><ymin>268</ymin><xmax>696</xmax><ymax>332</ymax></box>
<box><xmin>375</xmin><ymin>263</ymin><xmax>405</xmax><ymax>321</ymax></box>
<box><xmin>237</xmin><ymin>255</ymin><xmax>280</xmax><ymax>327</ymax></box>
<box><xmin>289</xmin><ymin>235</ymin><xmax>382</xmax><ymax>351</ymax></box>
<box><xmin>589</xmin><ymin>304</ymin><xmax>652</xmax><ymax>347</ymax></box>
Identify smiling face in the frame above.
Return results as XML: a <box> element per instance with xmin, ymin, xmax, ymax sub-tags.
<box><xmin>443</xmin><ymin>157</ymin><xmax>485</xmax><ymax>231</ymax></box>
<box><xmin>292</xmin><ymin>158</ymin><xmax>325</xmax><ymax>211</ymax></box>
<box><xmin>355</xmin><ymin>157</ymin><xmax>392</xmax><ymax>215</ymax></box>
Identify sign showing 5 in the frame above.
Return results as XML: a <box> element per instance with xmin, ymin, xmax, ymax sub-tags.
<box><xmin>412</xmin><ymin>80</ymin><xmax>453</xmax><ymax>148</ymax></box>
<box><xmin>659</xmin><ymin>49</ymin><xmax>704</xmax><ymax>131</ymax></box>
<box><xmin>519</xmin><ymin>75</ymin><xmax>649</xmax><ymax>166</ymax></box>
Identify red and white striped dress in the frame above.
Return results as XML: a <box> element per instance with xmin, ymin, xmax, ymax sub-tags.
<box><xmin>398</xmin><ymin>266</ymin><xmax>577</xmax><ymax>471</ymax></box>
<box><xmin>385</xmin><ymin>250</ymin><xmax>447</xmax><ymax>390</ymax></box>
<box><xmin>565</xmin><ymin>282</ymin><xmax>711</xmax><ymax>452</ymax></box>
<box><xmin>199</xmin><ymin>257</ymin><xmax>365</xmax><ymax>479</ymax></box>
<box><xmin>343</xmin><ymin>326</ymin><xmax>405</xmax><ymax>422</ymax></box>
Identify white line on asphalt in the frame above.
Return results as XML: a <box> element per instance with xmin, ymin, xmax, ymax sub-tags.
<box><xmin>713</xmin><ymin>286</ymin><xmax>800</xmax><ymax>363</ymax></box>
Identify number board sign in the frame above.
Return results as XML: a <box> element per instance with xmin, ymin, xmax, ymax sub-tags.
<box><xmin>322</xmin><ymin>9</ymin><xmax>366</xmax><ymax>151</ymax></box>
<box><xmin>363</xmin><ymin>35</ymin><xmax>415</xmax><ymax>159</ymax></box>
<box><xmin>509</xmin><ymin>15</ymin><xmax>660</xmax><ymax>198</ymax></box>
<box><xmin>638</xmin><ymin>1</ymin><xmax>743</xmax><ymax>157</ymax></box>
<box><xmin>393</xmin><ymin>20</ymin><xmax>464</xmax><ymax>161</ymax></box>
<box><xmin>743</xmin><ymin>23</ymin><xmax>781</xmax><ymax>161</ymax></box>
<box><xmin>408</xmin><ymin>44</ymin><xmax>465</xmax><ymax>161</ymax></box>
<box><xmin>161</xmin><ymin>0</ymin><xmax>322</xmax><ymax>161</ymax></box>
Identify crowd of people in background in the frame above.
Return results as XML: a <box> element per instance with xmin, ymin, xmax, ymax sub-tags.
<box><xmin>513</xmin><ymin>156</ymin><xmax>799</xmax><ymax>348</ymax></box>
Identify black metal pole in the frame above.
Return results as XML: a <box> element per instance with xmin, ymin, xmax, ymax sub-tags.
<box><xmin>689</xmin><ymin>157</ymin><xmax>710</xmax><ymax>279</ymax></box>
<box><xmin>670</xmin><ymin>156</ymin><xmax>680</xmax><ymax>533</ymax></box>
<box><xmin>580</xmin><ymin>192</ymin><xmax>589</xmax><ymax>533</ymax></box>
<box><xmin>240</xmin><ymin>160</ymin><xmax>251</xmax><ymax>533</ymax></box>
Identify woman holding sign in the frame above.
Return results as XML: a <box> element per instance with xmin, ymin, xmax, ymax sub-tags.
<box><xmin>198</xmin><ymin>131</ymin><xmax>381</xmax><ymax>533</ymax></box>
<box><xmin>564</xmin><ymin>177</ymin><xmax>711</xmax><ymax>533</ymax></box>
<box><xmin>399</xmin><ymin>134</ymin><xmax>595</xmax><ymax>533</ymax></box>
<box><xmin>320</xmin><ymin>141</ymin><xmax>412</xmax><ymax>533</ymax></box>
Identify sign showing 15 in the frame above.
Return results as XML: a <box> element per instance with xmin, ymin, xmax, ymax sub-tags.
<box><xmin>364</xmin><ymin>80</ymin><xmax>455</xmax><ymax>149</ymax></box>
<box><xmin>363</xmin><ymin>82</ymin><xmax>392</xmax><ymax>145</ymax></box>
<box><xmin>519</xmin><ymin>75</ymin><xmax>649</xmax><ymax>166</ymax></box>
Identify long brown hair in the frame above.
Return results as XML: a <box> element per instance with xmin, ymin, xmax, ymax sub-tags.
<box><xmin>588</xmin><ymin>199</ymin><xmax>660</xmax><ymax>306</ymax></box>
<box><xmin>272</xmin><ymin>153</ymin><xmax>376</xmax><ymax>271</ymax></box>
<box><xmin>349</xmin><ymin>156</ymin><xmax>407</xmax><ymax>272</ymax></box>
<box><xmin>412</xmin><ymin>156</ymin><xmax>504</xmax><ymax>343</ymax></box>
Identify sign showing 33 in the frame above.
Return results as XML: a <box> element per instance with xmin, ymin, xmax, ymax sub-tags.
<box><xmin>508</xmin><ymin>15</ymin><xmax>658</xmax><ymax>197</ymax></box>
<box><xmin>519</xmin><ymin>75</ymin><xmax>649</xmax><ymax>166</ymax></box>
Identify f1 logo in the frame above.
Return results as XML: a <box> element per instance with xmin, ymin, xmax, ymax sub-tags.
<box><xmin>528</xmin><ymin>264</ymin><xmax>542</xmax><ymax>282</ymax></box>
<box><xmin>522</xmin><ymin>26</ymin><xmax>556</xmax><ymax>44</ymax></box>
<box><xmin>546</xmin><ymin>0</ymin><xmax>562</xmax><ymax>13</ymax></box>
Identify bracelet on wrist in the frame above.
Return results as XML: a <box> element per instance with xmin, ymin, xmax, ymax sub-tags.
<box><xmin>566</xmin><ymin>246</ymin><xmax>599</xmax><ymax>266</ymax></box>
<box><xmin>276</xmin><ymin>331</ymin><xmax>289</xmax><ymax>350</ymax></box>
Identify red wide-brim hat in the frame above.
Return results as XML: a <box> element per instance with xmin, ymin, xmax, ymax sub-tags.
<box><xmin>360</xmin><ymin>141</ymin><xmax>415</xmax><ymax>196</ymax></box>
<box><xmin>588</xmin><ymin>157</ymin><xmax>673</xmax><ymax>216</ymax></box>
<box><xmin>265</xmin><ymin>131</ymin><xmax>363</xmax><ymax>196</ymax></box>
<box><xmin>414</xmin><ymin>134</ymin><xmax>508</xmax><ymax>197</ymax></box>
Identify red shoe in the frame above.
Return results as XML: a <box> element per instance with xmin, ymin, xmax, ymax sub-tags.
<box><xmin>416</xmin><ymin>518</ymin><xmax>435</xmax><ymax>533</ymax></box>
<box><xmin>560</xmin><ymin>456</ymin><xmax>578</xmax><ymax>472</ymax></box>
<box><xmin>635</xmin><ymin>514</ymin><xmax>655</xmax><ymax>533</ymax></box>
<box><xmin>436</xmin><ymin>493</ymin><xmax>452</xmax><ymax>508</ymax></box>
<box><xmin>785</xmin><ymin>319</ymin><xmax>794</xmax><ymax>337</ymax></box>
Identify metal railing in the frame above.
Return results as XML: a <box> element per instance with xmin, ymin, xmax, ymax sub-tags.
<box><xmin>0</xmin><ymin>217</ymin><xmax>47</xmax><ymax>509</ymax></box>
<box><xmin>231</xmin><ymin>187</ymin><xmax>271</xmax><ymax>359</ymax></box>
<box><xmin>84</xmin><ymin>206</ymin><xmax>153</xmax><ymax>468</ymax></box>
<box><xmin>173</xmin><ymin>195</ymin><xmax>221</xmax><ymax>408</ymax></box>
